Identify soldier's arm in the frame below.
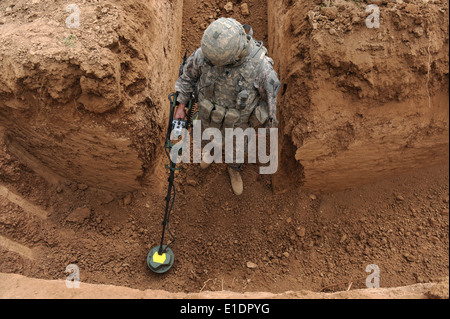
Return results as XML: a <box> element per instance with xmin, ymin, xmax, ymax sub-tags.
<box><xmin>175</xmin><ymin>48</ymin><xmax>203</xmax><ymax>105</ymax></box>
<box><xmin>257</xmin><ymin>57</ymin><xmax>281</xmax><ymax>127</ymax></box>
<box><xmin>174</xmin><ymin>49</ymin><xmax>203</xmax><ymax>119</ymax></box>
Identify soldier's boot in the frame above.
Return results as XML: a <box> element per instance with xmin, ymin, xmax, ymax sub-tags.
<box><xmin>228</xmin><ymin>166</ymin><xmax>243</xmax><ymax>196</ymax></box>
<box><xmin>200</xmin><ymin>151</ymin><xmax>211</xmax><ymax>169</ymax></box>
<box><xmin>200</xmin><ymin>159</ymin><xmax>211</xmax><ymax>170</ymax></box>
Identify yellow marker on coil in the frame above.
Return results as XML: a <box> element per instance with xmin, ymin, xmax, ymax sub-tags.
<box><xmin>153</xmin><ymin>252</ymin><xmax>167</xmax><ymax>264</ymax></box>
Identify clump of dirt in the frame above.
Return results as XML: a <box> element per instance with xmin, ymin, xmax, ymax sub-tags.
<box><xmin>0</xmin><ymin>0</ymin><xmax>183</xmax><ymax>193</ymax></box>
<box><xmin>269</xmin><ymin>0</ymin><xmax>449</xmax><ymax>192</ymax></box>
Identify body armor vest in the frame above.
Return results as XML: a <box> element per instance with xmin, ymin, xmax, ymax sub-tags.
<box><xmin>197</xmin><ymin>39</ymin><xmax>268</xmax><ymax>130</ymax></box>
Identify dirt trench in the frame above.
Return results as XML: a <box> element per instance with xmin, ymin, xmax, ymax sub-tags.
<box><xmin>0</xmin><ymin>0</ymin><xmax>449</xmax><ymax>298</ymax></box>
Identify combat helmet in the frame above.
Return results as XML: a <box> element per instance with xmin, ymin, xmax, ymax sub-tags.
<box><xmin>201</xmin><ymin>18</ymin><xmax>251</xmax><ymax>67</ymax></box>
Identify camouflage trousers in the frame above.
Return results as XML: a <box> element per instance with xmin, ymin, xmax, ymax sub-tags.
<box><xmin>200</xmin><ymin>122</ymin><xmax>251</xmax><ymax>172</ymax></box>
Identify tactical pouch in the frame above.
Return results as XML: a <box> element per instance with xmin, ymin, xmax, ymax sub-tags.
<box><xmin>198</xmin><ymin>100</ymin><xmax>214</xmax><ymax>121</ymax></box>
<box><xmin>223</xmin><ymin>108</ymin><xmax>241</xmax><ymax>128</ymax></box>
<box><xmin>236</xmin><ymin>90</ymin><xmax>249</xmax><ymax>110</ymax></box>
<box><xmin>249</xmin><ymin>100</ymin><xmax>269</xmax><ymax>127</ymax></box>
<box><xmin>210</xmin><ymin>105</ymin><xmax>226</xmax><ymax>128</ymax></box>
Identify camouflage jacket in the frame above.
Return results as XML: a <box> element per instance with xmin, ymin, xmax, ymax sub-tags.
<box><xmin>175</xmin><ymin>47</ymin><xmax>281</xmax><ymax>125</ymax></box>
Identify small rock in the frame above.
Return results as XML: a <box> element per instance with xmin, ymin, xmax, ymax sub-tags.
<box><xmin>100</xmin><ymin>193</ymin><xmax>114</xmax><ymax>204</ymax></box>
<box><xmin>186</xmin><ymin>179</ymin><xmax>197</xmax><ymax>187</ymax></box>
<box><xmin>67</xmin><ymin>207</ymin><xmax>91</xmax><ymax>223</ymax></box>
<box><xmin>296</xmin><ymin>226</ymin><xmax>306</xmax><ymax>237</ymax></box>
<box><xmin>396</xmin><ymin>195</ymin><xmax>405</xmax><ymax>201</ymax></box>
<box><xmin>328</xmin><ymin>28</ymin><xmax>337</xmax><ymax>35</ymax></box>
<box><xmin>240</xmin><ymin>3</ymin><xmax>250</xmax><ymax>16</ymax></box>
<box><xmin>340</xmin><ymin>234</ymin><xmax>347</xmax><ymax>243</ymax></box>
<box><xmin>416</xmin><ymin>275</ymin><xmax>426</xmax><ymax>283</ymax></box>
<box><xmin>413</xmin><ymin>27</ymin><xmax>424</xmax><ymax>38</ymax></box>
<box><xmin>77</xmin><ymin>183</ymin><xmax>88</xmax><ymax>191</ymax></box>
<box><xmin>303</xmin><ymin>240</ymin><xmax>314</xmax><ymax>250</ymax></box>
<box><xmin>321</xmin><ymin>6</ymin><xmax>338</xmax><ymax>20</ymax></box>
<box><xmin>123</xmin><ymin>193</ymin><xmax>132</xmax><ymax>206</ymax></box>
<box><xmin>224</xmin><ymin>2</ymin><xmax>233</xmax><ymax>12</ymax></box>
<box><xmin>246</xmin><ymin>261</ymin><xmax>257</xmax><ymax>269</ymax></box>
<box><xmin>309</xmin><ymin>194</ymin><xmax>317</xmax><ymax>200</ymax></box>
<box><xmin>56</xmin><ymin>186</ymin><xmax>63</xmax><ymax>193</ymax></box>
<box><xmin>403</xmin><ymin>252</ymin><xmax>416</xmax><ymax>262</ymax></box>
<box><xmin>352</xmin><ymin>16</ymin><xmax>361</xmax><ymax>24</ymax></box>
<box><xmin>286</xmin><ymin>217</ymin><xmax>292</xmax><ymax>223</ymax></box>
<box><xmin>282</xmin><ymin>252</ymin><xmax>290</xmax><ymax>258</ymax></box>
<box><xmin>404</xmin><ymin>4</ymin><xmax>419</xmax><ymax>14</ymax></box>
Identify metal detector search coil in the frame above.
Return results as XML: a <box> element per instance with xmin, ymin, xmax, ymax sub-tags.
<box><xmin>147</xmin><ymin>246</ymin><xmax>175</xmax><ymax>274</ymax></box>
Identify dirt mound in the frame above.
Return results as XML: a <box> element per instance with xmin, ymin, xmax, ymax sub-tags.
<box><xmin>0</xmin><ymin>0</ymin><xmax>183</xmax><ymax>193</ymax></box>
<box><xmin>269</xmin><ymin>0</ymin><xmax>449</xmax><ymax>192</ymax></box>
<box><xmin>1</xmin><ymin>273</ymin><xmax>447</xmax><ymax>299</ymax></box>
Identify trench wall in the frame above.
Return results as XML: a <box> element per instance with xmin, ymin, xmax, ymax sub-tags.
<box><xmin>0</xmin><ymin>0</ymin><xmax>183</xmax><ymax>193</ymax></box>
<box><xmin>268</xmin><ymin>0</ymin><xmax>449</xmax><ymax>192</ymax></box>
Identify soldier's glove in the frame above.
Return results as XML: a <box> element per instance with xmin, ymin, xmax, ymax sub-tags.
<box><xmin>268</xmin><ymin>117</ymin><xmax>279</xmax><ymax>128</ymax></box>
<box><xmin>174</xmin><ymin>103</ymin><xmax>186</xmax><ymax>120</ymax></box>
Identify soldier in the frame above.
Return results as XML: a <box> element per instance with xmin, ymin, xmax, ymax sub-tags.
<box><xmin>174</xmin><ymin>17</ymin><xmax>281</xmax><ymax>195</ymax></box>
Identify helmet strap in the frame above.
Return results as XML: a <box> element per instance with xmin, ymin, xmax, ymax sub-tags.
<box><xmin>242</xmin><ymin>24</ymin><xmax>254</xmax><ymax>38</ymax></box>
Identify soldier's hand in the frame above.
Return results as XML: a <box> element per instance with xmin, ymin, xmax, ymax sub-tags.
<box><xmin>174</xmin><ymin>103</ymin><xmax>186</xmax><ymax>119</ymax></box>
<box><xmin>269</xmin><ymin>117</ymin><xmax>279</xmax><ymax>128</ymax></box>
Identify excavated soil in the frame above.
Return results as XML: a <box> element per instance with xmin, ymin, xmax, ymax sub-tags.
<box><xmin>0</xmin><ymin>0</ymin><xmax>449</xmax><ymax>297</ymax></box>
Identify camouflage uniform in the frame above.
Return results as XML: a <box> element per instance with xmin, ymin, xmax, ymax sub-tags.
<box><xmin>175</xmin><ymin>21</ymin><xmax>280</xmax><ymax>170</ymax></box>
<box><xmin>175</xmin><ymin>46</ymin><xmax>281</xmax><ymax>127</ymax></box>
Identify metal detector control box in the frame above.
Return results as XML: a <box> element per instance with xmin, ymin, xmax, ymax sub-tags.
<box><xmin>172</xmin><ymin>119</ymin><xmax>186</xmax><ymax>138</ymax></box>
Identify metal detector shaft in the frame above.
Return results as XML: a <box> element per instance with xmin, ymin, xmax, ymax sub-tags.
<box><xmin>157</xmin><ymin>92</ymin><xmax>179</xmax><ymax>255</ymax></box>
<box><xmin>148</xmin><ymin>52</ymin><xmax>192</xmax><ymax>273</ymax></box>
<box><xmin>157</xmin><ymin>92</ymin><xmax>193</xmax><ymax>256</ymax></box>
<box><xmin>158</xmin><ymin>160</ymin><xmax>176</xmax><ymax>255</ymax></box>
